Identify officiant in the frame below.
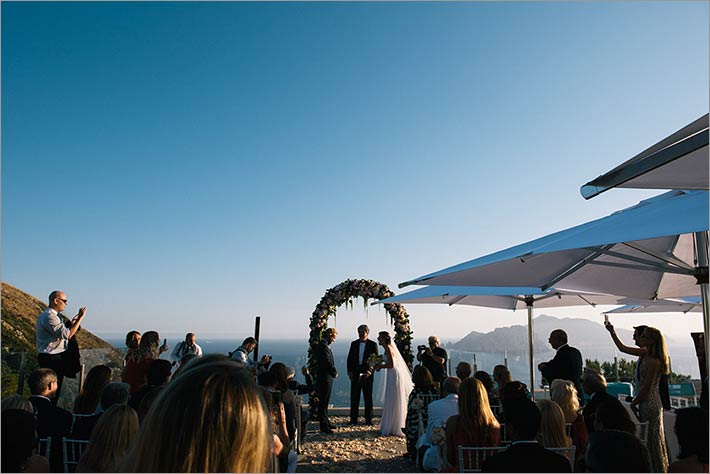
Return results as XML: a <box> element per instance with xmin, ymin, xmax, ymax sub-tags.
<box><xmin>347</xmin><ymin>324</ymin><xmax>378</xmax><ymax>425</ymax></box>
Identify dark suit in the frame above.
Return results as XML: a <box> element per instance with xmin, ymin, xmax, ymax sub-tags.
<box><xmin>582</xmin><ymin>389</ymin><xmax>620</xmax><ymax>434</ymax></box>
<box><xmin>347</xmin><ymin>338</ymin><xmax>378</xmax><ymax>423</ymax></box>
<box><xmin>540</xmin><ymin>344</ymin><xmax>583</xmax><ymax>401</ymax></box>
<box><xmin>482</xmin><ymin>442</ymin><xmax>572</xmax><ymax>472</ymax></box>
<box><xmin>314</xmin><ymin>339</ymin><xmax>337</xmax><ymax>430</ymax></box>
<box><xmin>29</xmin><ymin>396</ymin><xmax>72</xmax><ymax>472</ymax></box>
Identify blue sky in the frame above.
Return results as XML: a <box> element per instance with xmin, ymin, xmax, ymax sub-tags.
<box><xmin>2</xmin><ymin>2</ymin><xmax>708</xmax><ymax>345</ymax></box>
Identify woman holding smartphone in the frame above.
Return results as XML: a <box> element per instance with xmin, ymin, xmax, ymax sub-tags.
<box><xmin>605</xmin><ymin>321</ymin><xmax>669</xmax><ymax>473</ymax></box>
<box><xmin>122</xmin><ymin>330</ymin><xmax>168</xmax><ymax>393</ymax></box>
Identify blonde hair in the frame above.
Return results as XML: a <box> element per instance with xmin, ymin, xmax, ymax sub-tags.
<box><xmin>323</xmin><ymin>328</ymin><xmax>338</xmax><ymax>338</ymax></box>
<box><xmin>457</xmin><ymin>378</ymin><xmax>500</xmax><ymax>445</ymax></box>
<box><xmin>536</xmin><ymin>399</ymin><xmax>572</xmax><ymax>448</ymax></box>
<box><xmin>79</xmin><ymin>404</ymin><xmax>139</xmax><ymax>472</ymax></box>
<box><xmin>643</xmin><ymin>327</ymin><xmax>670</xmax><ymax>374</ymax></box>
<box><xmin>120</xmin><ymin>359</ymin><xmax>272</xmax><ymax>472</ymax></box>
<box><xmin>549</xmin><ymin>379</ymin><xmax>580</xmax><ymax>423</ymax></box>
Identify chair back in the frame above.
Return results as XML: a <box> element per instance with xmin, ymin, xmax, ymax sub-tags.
<box><xmin>62</xmin><ymin>438</ymin><xmax>89</xmax><ymax>473</ymax></box>
<box><xmin>635</xmin><ymin>421</ymin><xmax>649</xmax><ymax>445</ymax></box>
<box><xmin>548</xmin><ymin>446</ymin><xmax>576</xmax><ymax>470</ymax></box>
<box><xmin>564</xmin><ymin>422</ymin><xmax>573</xmax><ymax>438</ymax></box>
<box><xmin>489</xmin><ymin>404</ymin><xmax>502</xmax><ymax>417</ymax></box>
<box><xmin>37</xmin><ymin>437</ymin><xmax>52</xmax><ymax>458</ymax></box>
<box><xmin>70</xmin><ymin>413</ymin><xmax>93</xmax><ymax>432</ymax></box>
<box><xmin>457</xmin><ymin>446</ymin><xmax>506</xmax><ymax>473</ymax></box>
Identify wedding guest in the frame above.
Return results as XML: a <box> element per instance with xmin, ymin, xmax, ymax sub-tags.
<box><xmin>580</xmin><ymin>368</ymin><xmax>619</xmax><ymax>434</ymax></box>
<box><xmin>474</xmin><ymin>370</ymin><xmax>499</xmax><ymax>406</ymax></box>
<box><xmin>456</xmin><ymin>362</ymin><xmax>472</xmax><ymax>380</ymax></box>
<box><xmin>230</xmin><ymin>337</ymin><xmax>272</xmax><ymax>371</ymax></box>
<box><xmin>605</xmin><ymin>322</ymin><xmax>669</xmax><ymax>473</ymax></box>
<box><xmin>425</xmin><ymin>377</ymin><xmax>461</xmax><ymax>434</ymax></box>
<box><xmin>633</xmin><ymin>325</ymin><xmax>671</xmax><ymax>410</ymax></box>
<box><xmin>405</xmin><ymin>366</ymin><xmax>438</xmax><ymax>459</ymax></box>
<box><xmin>492</xmin><ymin>365</ymin><xmax>513</xmax><ymax>401</ymax></box>
<box><xmin>417</xmin><ymin>336</ymin><xmax>448</xmax><ymax>386</ymax></box>
<box><xmin>585</xmin><ymin>429</ymin><xmax>651</xmax><ymax>472</ymax></box>
<box><xmin>287</xmin><ymin>366</ymin><xmax>314</xmax><ymax>395</ymax></box>
<box><xmin>35</xmin><ymin>290</ymin><xmax>87</xmax><ymax>403</ymax></box>
<box><xmin>592</xmin><ymin>398</ymin><xmax>636</xmax><ymax>435</ymax></box>
<box><xmin>28</xmin><ymin>368</ymin><xmax>72</xmax><ymax>472</ymax></box>
<box><xmin>122</xmin><ymin>330</ymin><xmax>168</xmax><ymax>393</ymax></box>
<box><xmin>170</xmin><ymin>332</ymin><xmax>203</xmax><ymax>363</ymax></box>
<box><xmin>346</xmin><ymin>324</ymin><xmax>378</xmax><ymax>425</ymax></box>
<box><xmin>446</xmin><ymin>378</ymin><xmax>501</xmax><ymax>472</ymax></box>
<box><xmin>482</xmin><ymin>398</ymin><xmax>571</xmax><ymax>472</ymax></box>
<box><xmin>128</xmin><ymin>359</ymin><xmax>172</xmax><ymax>412</ymax></box>
<box><xmin>550</xmin><ymin>379</ymin><xmax>588</xmax><ymax>469</ymax></box>
<box><xmin>73</xmin><ymin>364</ymin><xmax>111</xmax><ymax>414</ymax></box>
<box><xmin>498</xmin><ymin>381</ymin><xmax>530</xmax><ymax>423</ymax></box>
<box><xmin>120</xmin><ymin>359</ymin><xmax>273</xmax><ymax>472</ymax></box>
<box><xmin>538</xmin><ymin>330</ymin><xmax>583</xmax><ymax>402</ymax></box>
<box><xmin>314</xmin><ymin>327</ymin><xmax>338</xmax><ymax>434</ymax></box>
<box><xmin>269</xmin><ymin>362</ymin><xmax>298</xmax><ymax>443</ymax></box>
<box><xmin>124</xmin><ymin>331</ymin><xmax>140</xmax><ymax>354</ymax></box>
<box><xmin>2</xmin><ymin>409</ymin><xmax>50</xmax><ymax>473</ymax></box>
<box><xmin>668</xmin><ymin>406</ymin><xmax>709</xmax><ymax>473</ymax></box>
<box><xmin>1</xmin><ymin>394</ymin><xmax>34</xmax><ymax>412</ymax></box>
<box><xmin>71</xmin><ymin>382</ymin><xmax>131</xmax><ymax>440</ymax></box>
<box><xmin>76</xmin><ymin>404</ymin><xmax>138</xmax><ymax>472</ymax></box>
<box><xmin>536</xmin><ymin>399</ymin><xmax>572</xmax><ymax>449</ymax></box>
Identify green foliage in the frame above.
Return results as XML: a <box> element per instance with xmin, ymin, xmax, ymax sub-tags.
<box><xmin>585</xmin><ymin>357</ymin><xmax>692</xmax><ymax>384</ymax></box>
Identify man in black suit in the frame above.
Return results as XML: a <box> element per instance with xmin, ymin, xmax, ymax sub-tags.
<box><xmin>314</xmin><ymin>327</ymin><xmax>338</xmax><ymax>434</ymax></box>
<box><xmin>482</xmin><ymin>398</ymin><xmax>571</xmax><ymax>473</ymax></box>
<box><xmin>347</xmin><ymin>324</ymin><xmax>378</xmax><ymax>425</ymax></box>
<box><xmin>538</xmin><ymin>329</ymin><xmax>583</xmax><ymax>402</ymax></box>
<box><xmin>28</xmin><ymin>368</ymin><xmax>72</xmax><ymax>472</ymax></box>
<box><xmin>580</xmin><ymin>368</ymin><xmax>621</xmax><ymax>434</ymax></box>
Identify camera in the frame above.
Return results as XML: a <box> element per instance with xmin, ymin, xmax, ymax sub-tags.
<box><xmin>417</xmin><ymin>345</ymin><xmax>428</xmax><ymax>352</ymax></box>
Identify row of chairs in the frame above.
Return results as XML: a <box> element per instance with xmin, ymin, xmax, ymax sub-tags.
<box><xmin>37</xmin><ymin>437</ymin><xmax>89</xmax><ymax>473</ymax></box>
<box><xmin>457</xmin><ymin>445</ymin><xmax>576</xmax><ymax>473</ymax></box>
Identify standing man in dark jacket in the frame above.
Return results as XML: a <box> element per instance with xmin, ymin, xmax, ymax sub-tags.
<box><xmin>538</xmin><ymin>329</ymin><xmax>583</xmax><ymax>402</ymax></box>
<box><xmin>314</xmin><ymin>327</ymin><xmax>338</xmax><ymax>433</ymax></box>
<box><xmin>347</xmin><ymin>324</ymin><xmax>378</xmax><ymax>425</ymax></box>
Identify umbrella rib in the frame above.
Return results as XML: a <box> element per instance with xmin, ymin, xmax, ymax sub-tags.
<box><xmin>585</xmin><ymin>246</ymin><xmax>694</xmax><ymax>274</ymax></box>
<box><xmin>621</xmin><ymin>240</ymin><xmax>694</xmax><ymax>271</ymax></box>
<box><xmin>587</xmin><ymin>260</ymin><xmax>692</xmax><ymax>275</ymax></box>
<box><xmin>541</xmin><ymin>246</ymin><xmax>611</xmax><ymax>290</ymax></box>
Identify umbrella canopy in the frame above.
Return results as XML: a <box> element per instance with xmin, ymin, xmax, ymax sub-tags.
<box><xmin>604</xmin><ymin>296</ymin><xmax>702</xmax><ymax>315</ymax></box>
<box><xmin>399</xmin><ymin>190</ymin><xmax>708</xmax><ymax>301</ymax></box>
<box><xmin>581</xmin><ymin>114</ymin><xmax>709</xmax><ymax>199</ymax></box>
<box><xmin>377</xmin><ymin>285</ymin><xmax>687</xmax><ymax>394</ymax></box>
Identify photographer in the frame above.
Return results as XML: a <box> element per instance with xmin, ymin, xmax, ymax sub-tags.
<box><xmin>416</xmin><ymin>336</ymin><xmax>448</xmax><ymax>388</ymax></box>
<box><xmin>230</xmin><ymin>337</ymin><xmax>271</xmax><ymax>374</ymax></box>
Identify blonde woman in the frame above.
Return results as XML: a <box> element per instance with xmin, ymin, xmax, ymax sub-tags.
<box><xmin>605</xmin><ymin>322</ymin><xmax>669</xmax><ymax>473</ymax></box>
<box><xmin>550</xmin><ymin>379</ymin><xmax>587</xmax><ymax>471</ymax></box>
<box><xmin>120</xmin><ymin>358</ymin><xmax>273</xmax><ymax>472</ymax></box>
<box><xmin>536</xmin><ymin>399</ymin><xmax>572</xmax><ymax>448</ymax></box>
<box><xmin>76</xmin><ymin>404</ymin><xmax>138</xmax><ymax>472</ymax></box>
<box><xmin>445</xmin><ymin>378</ymin><xmax>501</xmax><ymax>472</ymax></box>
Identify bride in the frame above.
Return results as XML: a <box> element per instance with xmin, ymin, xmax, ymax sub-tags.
<box><xmin>375</xmin><ymin>331</ymin><xmax>414</xmax><ymax>437</ymax></box>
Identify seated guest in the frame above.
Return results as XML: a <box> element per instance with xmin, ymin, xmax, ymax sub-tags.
<box><xmin>417</xmin><ymin>377</ymin><xmax>461</xmax><ymax>470</ymax></box>
<box><xmin>73</xmin><ymin>364</ymin><xmax>111</xmax><ymax>414</ymax></box>
<box><xmin>287</xmin><ymin>366</ymin><xmax>314</xmax><ymax>394</ymax></box>
<box><xmin>406</xmin><ymin>366</ymin><xmax>438</xmax><ymax>459</ymax></box>
<box><xmin>550</xmin><ymin>379</ymin><xmax>588</xmax><ymax>467</ymax></box>
<box><xmin>76</xmin><ymin>404</ymin><xmax>139</xmax><ymax>472</ymax></box>
<box><xmin>122</xmin><ymin>330</ymin><xmax>167</xmax><ymax>393</ymax></box>
<box><xmin>474</xmin><ymin>370</ymin><xmax>499</xmax><ymax>406</ymax></box>
<box><xmin>120</xmin><ymin>358</ymin><xmax>273</xmax><ymax>472</ymax></box>
<box><xmin>498</xmin><ymin>380</ymin><xmax>530</xmax><ymax>423</ymax></box>
<box><xmin>536</xmin><ymin>399</ymin><xmax>572</xmax><ymax>449</ymax></box>
<box><xmin>592</xmin><ymin>399</ymin><xmax>637</xmax><ymax>435</ymax></box>
<box><xmin>580</xmin><ymin>368</ymin><xmax>618</xmax><ymax>434</ymax></box>
<box><xmin>2</xmin><ymin>409</ymin><xmax>50</xmax><ymax>473</ymax></box>
<box><xmin>136</xmin><ymin>387</ymin><xmax>162</xmax><ymax>422</ymax></box>
<box><xmin>129</xmin><ymin>359</ymin><xmax>172</xmax><ymax>412</ymax></box>
<box><xmin>71</xmin><ymin>382</ymin><xmax>130</xmax><ymax>440</ymax></box>
<box><xmin>668</xmin><ymin>406</ymin><xmax>709</xmax><ymax>473</ymax></box>
<box><xmin>446</xmin><ymin>378</ymin><xmax>501</xmax><ymax>472</ymax></box>
<box><xmin>2</xmin><ymin>394</ymin><xmax>34</xmax><ymax>413</ymax></box>
<box><xmin>269</xmin><ymin>362</ymin><xmax>299</xmax><ymax>444</ymax></box>
<box><xmin>585</xmin><ymin>429</ymin><xmax>651</xmax><ymax>472</ymax></box>
<box><xmin>456</xmin><ymin>362</ymin><xmax>472</xmax><ymax>381</ymax></box>
<box><xmin>482</xmin><ymin>398</ymin><xmax>571</xmax><ymax>472</ymax></box>
<box><xmin>28</xmin><ymin>368</ymin><xmax>72</xmax><ymax>472</ymax></box>
<box><xmin>492</xmin><ymin>365</ymin><xmax>513</xmax><ymax>400</ymax></box>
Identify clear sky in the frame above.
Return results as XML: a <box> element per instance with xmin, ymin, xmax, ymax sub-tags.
<box><xmin>2</xmin><ymin>2</ymin><xmax>708</xmax><ymax>344</ymax></box>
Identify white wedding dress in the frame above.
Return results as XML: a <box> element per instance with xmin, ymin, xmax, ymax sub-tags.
<box><xmin>378</xmin><ymin>342</ymin><xmax>414</xmax><ymax>437</ymax></box>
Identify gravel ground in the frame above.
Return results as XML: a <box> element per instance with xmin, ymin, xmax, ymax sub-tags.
<box><xmin>297</xmin><ymin>416</ymin><xmax>416</xmax><ymax>473</ymax></box>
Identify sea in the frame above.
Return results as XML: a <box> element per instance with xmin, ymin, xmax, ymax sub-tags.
<box><xmin>103</xmin><ymin>336</ymin><xmax>703</xmax><ymax>408</ymax></box>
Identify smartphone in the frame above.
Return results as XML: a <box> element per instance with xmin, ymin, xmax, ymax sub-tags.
<box><xmin>604</xmin><ymin>314</ymin><xmax>609</xmax><ymax>324</ymax></box>
<box><xmin>163</xmin><ymin>338</ymin><xmax>167</xmax><ymax>346</ymax></box>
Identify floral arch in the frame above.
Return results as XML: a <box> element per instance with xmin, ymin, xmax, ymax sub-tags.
<box><xmin>307</xmin><ymin>278</ymin><xmax>414</xmax><ymax>418</ymax></box>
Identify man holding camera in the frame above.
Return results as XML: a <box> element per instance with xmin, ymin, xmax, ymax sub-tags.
<box><xmin>417</xmin><ymin>336</ymin><xmax>448</xmax><ymax>388</ymax></box>
<box><xmin>230</xmin><ymin>336</ymin><xmax>271</xmax><ymax>373</ymax></box>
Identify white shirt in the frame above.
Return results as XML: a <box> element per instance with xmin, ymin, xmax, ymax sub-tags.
<box><xmin>358</xmin><ymin>341</ymin><xmax>366</xmax><ymax>365</ymax></box>
<box><xmin>171</xmin><ymin>341</ymin><xmax>203</xmax><ymax>361</ymax></box>
<box><xmin>36</xmin><ymin>308</ymin><xmax>71</xmax><ymax>354</ymax></box>
<box><xmin>425</xmin><ymin>393</ymin><xmax>459</xmax><ymax>436</ymax></box>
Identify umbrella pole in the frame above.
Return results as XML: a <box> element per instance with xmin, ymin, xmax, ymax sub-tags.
<box><xmin>695</xmin><ymin>231</ymin><xmax>710</xmax><ymax>383</ymax></box>
<box><xmin>526</xmin><ymin>296</ymin><xmax>535</xmax><ymax>401</ymax></box>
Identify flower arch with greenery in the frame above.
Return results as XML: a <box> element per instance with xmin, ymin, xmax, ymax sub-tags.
<box><xmin>307</xmin><ymin>278</ymin><xmax>414</xmax><ymax>419</ymax></box>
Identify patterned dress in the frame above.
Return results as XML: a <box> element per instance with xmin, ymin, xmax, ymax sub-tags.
<box><xmin>636</xmin><ymin>356</ymin><xmax>669</xmax><ymax>473</ymax></box>
<box><xmin>405</xmin><ymin>387</ymin><xmax>438</xmax><ymax>456</ymax></box>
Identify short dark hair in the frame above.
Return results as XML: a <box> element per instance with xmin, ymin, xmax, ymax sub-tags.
<box><xmin>146</xmin><ymin>359</ymin><xmax>173</xmax><ymax>386</ymax></box>
<box><xmin>456</xmin><ymin>362</ymin><xmax>472</xmax><ymax>379</ymax></box>
<box><xmin>594</xmin><ymin>399</ymin><xmax>636</xmax><ymax>434</ymax></box>
<box><xmin>99</xmin><ymin>382</ymin><xmax>130</xmax><ymax>410</ymax></box>
<box><xmin>442</xmin><ymin>377</ymin><xmax>461</xmax><ymax>395</ymax></box>
<box><xmin>473</xmin><ymin>370</ymin><xmax>494</xmax><ymax>393</ymax></box>
<box><xmin>48</xmin><ymin>290</ymin><xmax>62</xmax><ymax>305</ymax></box>
<box><xmin>551</xmin><ymin>329</ymin><xmax>568</xmax><ymax>344</ymax></box>
<box><xmin>242</xmin><ymin>337</ymin><xmax>257</xmax><ymax>346</ymax></box>
<box><xmin>586</xmin><ymin>430</ymin><xmax>651</xmax><ymax>472</ymax></box>
<box><xmin>504</xmin><ymin>398</ymin><xmax>540</xmax><ymax>440</ymax></box>
<box><xmin>28</xmin><ymin>368</ymin><xmax>56</xmax><ymax>395</ymax></box>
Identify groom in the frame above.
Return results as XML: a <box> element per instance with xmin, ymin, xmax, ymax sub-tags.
<box><xmin>347</xmin><ymin>324</ymin><xmax>378</xmax><ymax>425</ymax></box>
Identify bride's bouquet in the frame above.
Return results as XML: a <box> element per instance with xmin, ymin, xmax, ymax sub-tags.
<box><xmin>366</xmin><ymin>353</ymin><xmax>383</xmax><ymax>371</ymax></box>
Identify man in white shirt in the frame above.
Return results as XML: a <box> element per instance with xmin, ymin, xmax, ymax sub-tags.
<box><xmin>171</xmin><ymin>332</ymin><xmax>203</xmax><ymax>365</ymax></box>
<box><xmin>425</xmin><ymin>376</ymin><xmax>461</xmax><ymax>435</ymax></box>
<box><xmin>35</xmin><ymin>290</ymin><xmax>87</xmax><ymax>403</ymax></box>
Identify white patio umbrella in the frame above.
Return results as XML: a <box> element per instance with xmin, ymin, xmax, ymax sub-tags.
<box><xmin>604</xmin><ymin>296</ymin><xmax>702</xmax><ymax>315</ymax></box>
<box><xmin>580</xmin><ymin>114</ymin><xmax>709</xmax><ymax>199</ymax></box>
<box><xmin>375</xmin><ymin>285</ymin><xmax>672</xmax><ymax>395</ymax></box>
